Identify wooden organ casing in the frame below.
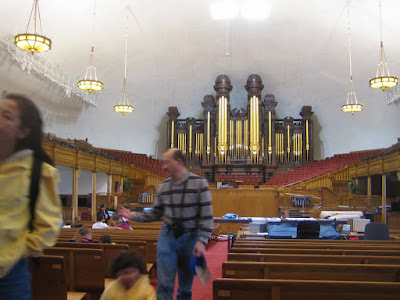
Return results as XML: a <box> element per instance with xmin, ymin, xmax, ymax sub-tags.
<box><xmin>166</xmin><ymin>74</ymin><xmax>314</xmax><ymax>182</ymax></box>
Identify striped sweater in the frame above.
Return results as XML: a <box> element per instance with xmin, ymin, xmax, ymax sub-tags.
<box><xmin>131</xmin><ymin>172</ymin><xmax>213</xmax><ymax>244</ymax></box>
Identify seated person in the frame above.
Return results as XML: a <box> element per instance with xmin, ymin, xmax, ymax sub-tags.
<box><xmin>68</xmin><ymin>226</ymin><xmax>93</xmax><ymax>243</ymax></box>
<box><xmin>63</xmin><ymin>220</ymin><xmax>72</xmax><ymax>228</ymax></box>
<box><xmin>118</xmin><ymin>217</ymin><xmax>133</xmax><ymax>230</ymax></box>
<box><xmin>100</xmin><ymin>252</ymin><xmax>156</xmax><ymax>300</ymax></box>
<box><xmin>72</xmin><ymin>216</ymin><xmax>83</xmax><ymax>228</ymax></box>
<box><xmin>99</xmin><ymin>234</ymin><xmax>114</xmax><ymax>244</ymax></box>
<box><xmin>92</xmin><ymin>215</ymin><xmax>122</xmax><ymax>230</ymax></box>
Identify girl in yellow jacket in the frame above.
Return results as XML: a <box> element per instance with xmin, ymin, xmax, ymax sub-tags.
<box><xmin>0</xmin><ymin>93</ymin><xmax>61</xmax><ymax>299</ymax></box>
<box><xmin>100</xmin><ymin>252</ymin><xmax>156</xmax><ymax>300</ymax></box>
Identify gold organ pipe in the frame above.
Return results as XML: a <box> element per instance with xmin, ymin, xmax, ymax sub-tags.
<box><xmin>268</xmin><ymin>111</ymin><xmax>272</xmax><ymax>160</ymax></box>
<box><xmin>189</xmin><ymin>125</ymin><xmax>192</xmax><ymax>159</ymax></box>
<box><xmin>244</xmin><ymin>120</ymin><xmax>246</xmax><ymax>156</ymax></box>
<box><xmin>306</xmin><ymin>120</ymin><xmax>309</xmax><ymax>148</ymax></box>
<box><xmin>224</xmin><ymin>96</ymin><xmax>227</xmax><ymax>155</ymax></box>
<box><xmin>230</xmin><ymin>120</ymin><xmax>233</xmax><ymax>157</ymax></box>
<box><xmin>300</xmin><ymin>134</ymin><xmax>303</xmax><ymax>160</ymax></box>
<box><xmin>195</xmin><ymin>133</ymin><xmax>198</xmax><ymax>159</ymax></box>
<box><xmin>256</xmin><ymin>97</ymin><xmax>260</xmax><ymax>163</ymax></box>
<box><xmin>278</xmin><ymin>134</ymin><xmax>281</xmax><ymax>162</ymax></box>
<box><xmin>207</xmin><ymin>112</ymin><xmax>210</xmax><ymax>153</ymax></box>
<box><xmin>262</xmin><ymin>137</ymin><xmax>264</xmax><ymax>157</ymax></box>
<box><xmin>219</xmin><ymin>97</ymin><xmax>222</xmax><ymax>162</ymax></box>
<box><xmin>171</xmin><ymin>121</ymin><xmax>174</xmax><ymax>148</ymax></box>
<box><xmin>200</xmin><ymin>134</ymin><xmax>203</xmax><ymax>160</ymax></box>
<box><xmin>306</xmin><ymin>120</ymin><xmax>309</xmax><ymax>161</ymax></box>
<box><xmin>287</xmin><ymin>125</ymin><xmax>290</xmax><ymax>161</ymax></box>
<box><xmin>235</xmin><ymin>121</ymin><xmax>238</xmax><ymax>158</ymax></box>
<box><xmin>214</xmin><ymin>137</ymin><xmax>216</xmax><ymax>158</ymax></box>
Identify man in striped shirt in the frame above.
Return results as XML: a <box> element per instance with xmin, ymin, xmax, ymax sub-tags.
<box><xmin>118</xmin><ymin>148</ymin><xmax>213</xmax><ymax>300</ymax></box>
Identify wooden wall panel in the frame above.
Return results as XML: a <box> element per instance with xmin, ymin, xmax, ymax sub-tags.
<box><xmin>95</xmin><ymin>156</ymin><xmax>111</xmax><ymax>173</ymax></box>
<box><xmin>355</xmin><ymin>163</ymin><xmax>369</xmax><ymax>177</ymax></box>
<box><xmin>368</xmin><ymin>158</ymin><xmax>383</xmax><ymax>175</ymax></box>
<box><xmin>53</xmin><ymin>145</ymin><xmax>76</xmax><ymax>167</ymax></box>
<box><xmin>77</xmin><ymin>152</ymin><xmax>95</xmax><ymax>170</ymax></box>
<box><xmin>384</xmin><ymin>152</ymin><xmax>400</xmax><ymax>173</ymax></box>
<box><xmin>211</xmin><ymin>189</ymin><xmax>279</xmax><ymax>218</ymax></box>
<box><xmin>145</xmin><ymin>174</ymin><xmax>164</xmax><ymax>187</ymax></box>
<box><xmin>42</xmin><ymin>142</ymin><xmax>55</xmax><ymax>160</ymax></box>
<box><xmin>129</xmin><ymin>166</ymin><xmax>146</xmax><ymax>180</ymax></box>
<box><xmin>111</xmin><ymin>161</ymin><xmax>123</xmax><ymax>175</ymax></box>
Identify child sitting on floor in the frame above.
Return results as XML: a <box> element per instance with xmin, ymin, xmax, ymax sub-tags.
<box><xmin>100</xmin><ymin>252</ymin><xmax>155</xmax><ymax>300</ymax></box>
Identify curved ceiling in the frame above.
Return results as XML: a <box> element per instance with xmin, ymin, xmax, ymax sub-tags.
<box><xmin>0</xmin><ymin>0</ymin><xmax>399</xmax><ymax>159</ymax></box>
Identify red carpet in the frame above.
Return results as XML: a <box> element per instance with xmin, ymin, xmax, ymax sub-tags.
<box><xmin>192</xmin><ymin>239</ymin><xmax>228</xmax><ymax>299</ymax></box>
<box><xmin>150</xmin><ymin>239</ymin><xmax>228</xmax><ymax>299</ymax></box>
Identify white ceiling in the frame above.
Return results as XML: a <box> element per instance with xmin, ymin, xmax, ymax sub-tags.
<box><xmin>0</xmin><ymin>0</ymin><xmax>399</xmax><ymax>159</ymax></box>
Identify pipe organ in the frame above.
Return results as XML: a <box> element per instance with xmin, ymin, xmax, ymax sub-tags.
<box><xmin>167</xmin><ymin>75</ymin><xmax>314</xmax><ymax>182</ymax></box>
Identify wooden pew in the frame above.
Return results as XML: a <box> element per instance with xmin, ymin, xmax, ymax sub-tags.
<box><xmin>57</xmin><ymin>228</ymin><xmax>158</xmax><ymax>263</ymax></box>
<box><xmin>228</xmin><ymin>253</ymin><xmax>400</xmax><ymax>265</ymax></box>
<box><xmin>231</xmin><ymin>242</ymin><xmax>400</xmax><ymax>251</ymax></box>
<box><xmin>54</xmin><ymin>242</ymin><xmax>129</xmax><ymax>278</ymax></box>
<box><xmin>236</xmin><ymin>238</ymin><xmax>400</xmax><ymax>247</ymax></box>
<box><xmin>44</xmin><ymin>247</ymin><xmax>105</xmax><ymax>294</ymax></box>
<box><xmin>58</xmin><ymin>228</ymin><xmax>161</xmax><ymax>240</ymax></box>
<box><xmin>229</xmin><ymin>247</ymin><xmax>400</xmax><ymax>256</ymax></box>
<box><xmin>111</xmin><ymin>238</ymin><xmax>158</xmax><ymax>264</ymax></box>
<box><xmin>233</xmin><ymin>238</ymin><xmax>400</xmax><ymax>245</ymax></box>
<box><xmin>30</xmin><ymin>255</ymin><xmax>87</xmax><ymax>300</ymax></box>
<box><xmin>222</xmin><ymin>261</ymin><xmax>400</xmax><ymax>282</ymax></box>
<box><xmin>213</xmin><ymin>278</ymin><xmax>400</xmax><ymax>299</ymax></box>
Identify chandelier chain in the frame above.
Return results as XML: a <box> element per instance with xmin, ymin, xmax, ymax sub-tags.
<box><xmin>91</xmin><ymin>0</ymin><xmax>97</xmax><ymax>48</ymax></box>
<box><xmin>347</xmin><ymin>6</ymin><xmax>353</xmax><ymax>81</ymax></box>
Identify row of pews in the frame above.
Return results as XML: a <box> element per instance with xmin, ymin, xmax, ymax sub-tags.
<box><xmin>31</xmin><ymin>223</ymin><xmax>163</xmax><ymax>300</ymax></box>
<box><xmin>214</xmin><ymin>237</ymin><xmax>400</xmax><ymax>299</ymax></box>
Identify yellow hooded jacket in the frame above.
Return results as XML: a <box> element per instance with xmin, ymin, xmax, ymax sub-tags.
<box><xmin>0</xmin><ymin>150</ymin><xmax>61</xmax><ymax>278</ymax></box>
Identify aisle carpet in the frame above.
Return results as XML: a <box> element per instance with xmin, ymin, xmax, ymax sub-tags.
<box><xmin>151</xmin><ymin>239</ymin><xmax>228</xmax><ymax>299</ymax></box>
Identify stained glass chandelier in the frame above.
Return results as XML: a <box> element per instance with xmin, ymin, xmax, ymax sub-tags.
<box><xmin>369</xmin><ymin>0</ymin><xmax>398</xmax><ymax>90</ymax></box>
<box><xmin>15</xmin><ymin>0</ymin><xmax>51</xmax><ymax>53</ymax></box>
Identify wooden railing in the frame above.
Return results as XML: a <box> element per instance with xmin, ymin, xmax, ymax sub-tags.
<box><xmin>349</xmin><ymin>195</ymin><xmax>382</xmax><ymax>209</ymax></box>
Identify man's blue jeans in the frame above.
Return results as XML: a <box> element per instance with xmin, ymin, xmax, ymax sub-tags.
<box><xmin>0</xmin><ymin>258</ymin><xmax>31</xmax><ymax>300</ymax></box>
<box><xmin>157</xmin><ymin>224</ymin><xmax>199</xmax><ymax>300</ymax></box>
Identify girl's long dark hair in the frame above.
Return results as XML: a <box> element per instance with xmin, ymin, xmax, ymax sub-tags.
<box><xmin>4</xmin><ymin>93</ymin><xmax>53</xmax><ymax>166</ymax></box>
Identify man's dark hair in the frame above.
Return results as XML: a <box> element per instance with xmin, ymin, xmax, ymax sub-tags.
<box><xmin>111</xmin><ymin>252</ymin><xmax>147</xmax><ymax>278</ymax></box>
<box><xmin>172</xmin><ymin>148</ymin><xmax>185</xmax><ymax>164</ymax></box>
<box><xmin>96</xmin><ymin>214</ymin><xmax>104</xmax><ymax>222</ymax></box>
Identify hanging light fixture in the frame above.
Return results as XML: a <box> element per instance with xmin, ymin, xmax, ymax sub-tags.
<box><xmin>369</xmin><ymin>0</ymin><xmax>398</xmax><ymax>90</ymax></box>
<box><xmin>77</xmin><ymin>0</ymin><xmax>103</xmax><ymax>92</ymax></box>
<box><xmin>342</xmin><ymin>5</ymin><xmax>363</xmax><ymax>114</ymax></box>
<box><xmin>15</xmin><ymin>0</ymin><xmax>51</xmax><ymax>53</ymax></box>
<box><xmin>114</xmin><ymin>9</ymin><xmax>134</xmax><ymax>115</ymax></box>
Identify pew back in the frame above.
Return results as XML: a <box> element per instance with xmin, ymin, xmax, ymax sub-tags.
<box><xmin>44</xmin><ymin>247</ymin><xmax>105</xmax><ymax>293</ymax></box>
<box><xmin>54</xmin><ymin>242</ymin><xmax>129</xmax><ymax>278</ymax></box>
<box><xmin>229</xmin><ymin>247</ymin><xmax>400</xmax><ymax>256</ymax></box>
<box><xmin>228</xmin><ymin>253</ymin><xmax>400</xmax><ymax>265</ymax></box>
<box><xmin>213</xmin><ymin>278</ymin><xmax>400</xmax><ymax>300</ymax></box>
<box><xmin>30</xmin><ymin>255</ymin><xmax>67</xmax><ymax>300</ymax></box>
<box><xmin>222</xmin><ymin>261</ymin><xmax>400</xmax><ymax>282</ymax></box>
